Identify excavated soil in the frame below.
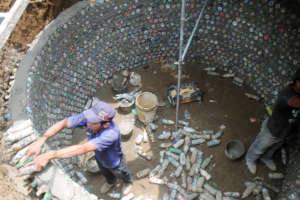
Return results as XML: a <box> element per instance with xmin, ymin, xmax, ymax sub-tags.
<box><xmin>0</xmin><ymin>1</ymin><xmax>81</xmax><ymax>199</ymax></box>
<box><xmin>0</xmin><ymin>0</ymin><xmax>15</xmax><ymax>12</ymax></box>
<box><xmin>7</xmin><ymin>0</ymin><xmax>81</xmax><ymax>51</ymax></box>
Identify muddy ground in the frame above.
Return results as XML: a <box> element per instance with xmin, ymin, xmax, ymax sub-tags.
<box><xmin>73</xmin><ymin>64</ymin><xmax>285</xmax><ymax>199</ymax></box>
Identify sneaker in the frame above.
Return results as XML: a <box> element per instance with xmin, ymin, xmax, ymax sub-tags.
<box><xmin>100</xmin><ymin>182</ymin><xmax>114</xmax><ymax>194</ymax></box>
<box><xmin>246</xmin><ymin>161</ymin><xmax>257</xmax><ymax>174</ymax></box>
<box><xmin>121</xmin><ymin>183</ymin><xmax>133</xmax><ymax>195</ymax></box>
<box><xmin>260</xmin><ymin>158</ymin><xmax>277</xmax><ymax>171</ymax></box>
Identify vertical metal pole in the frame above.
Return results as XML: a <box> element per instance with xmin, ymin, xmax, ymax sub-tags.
<box><xmin>182</xmin><ymin>0</ymin><xmax>208</xmax><ymax>61</ymax></box>
<box><xmin>175</xmin><ymin>0</ymin><xmax>185</xmax><ymax>131</ymax></box>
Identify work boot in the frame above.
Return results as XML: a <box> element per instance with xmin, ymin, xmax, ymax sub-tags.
<box><xmin>246</xmin><ymin>161</ymin><xmax>257</xmax><ymax>174</ymax></box>
<box><xmin>100</xmin><ymin>182</ymin><xmax>114</xmax><ymax>194</ymax></box>
<box><xmin>260</xmin><ymin>158</ymin><xmax>277</xmax><ymax>171</ymax></box>
<box><xmin>121</xmin><ymin>183</ymin><xmax>133</xmax><ymax>195</ymax></box>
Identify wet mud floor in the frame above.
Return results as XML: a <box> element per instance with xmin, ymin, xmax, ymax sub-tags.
<box><xmin>73</xmin><ymin>64</ymin><xmax>284</xmax><ymax>199</ymax></box>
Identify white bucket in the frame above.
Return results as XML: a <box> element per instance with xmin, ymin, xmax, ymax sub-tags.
<box><xmin>135</xmin><ymin>92</ymin><xmax>158</xmax><ymax>124</ymax></box>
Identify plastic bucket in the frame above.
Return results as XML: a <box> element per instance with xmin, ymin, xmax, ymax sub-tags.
<box><xmin>135</xmin><ymin>92</ymin><xmax>158</xmax><ymax>124</ymax></box>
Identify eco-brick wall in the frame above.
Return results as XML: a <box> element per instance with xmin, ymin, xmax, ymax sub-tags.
<box><xmin>25</xmin><ymin>0</ymin><xmax>300</xmax><ymax>198</ymax></box>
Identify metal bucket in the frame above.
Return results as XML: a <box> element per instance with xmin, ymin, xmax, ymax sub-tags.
<box><xmin>225</xmin><ymin>140</ymin><xmax>245</xmax><ymax>160</ymax></box>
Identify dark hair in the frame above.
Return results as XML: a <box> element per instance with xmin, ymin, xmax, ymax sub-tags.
<box><xmin>100</xmin><ymin>118</ymin><xmax>113</xmax><ymax>126</ymax></box>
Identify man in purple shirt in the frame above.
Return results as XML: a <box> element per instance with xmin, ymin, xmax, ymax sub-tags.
<box><xmin>25</xmin><ymin>101</ymin><xmax>133</xmax><ymax>194</ymax></box>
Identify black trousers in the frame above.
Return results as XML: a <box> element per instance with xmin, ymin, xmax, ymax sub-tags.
<box><xmin>95</xmin><ymin>155</ymin><xmax>133</xmax><ymax>185</ymax></box>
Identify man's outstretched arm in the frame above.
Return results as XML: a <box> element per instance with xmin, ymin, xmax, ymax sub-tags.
<box><xmin>25</xmin><ymin>118</ymin><xmax>71</xmax><ymax>160</ymax></box>
<box><xmin>29</xmin><ymin>141</ymin><xmax>97</xmax><ymax>171</ymax></box>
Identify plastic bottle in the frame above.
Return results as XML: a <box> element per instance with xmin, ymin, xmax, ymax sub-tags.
<box><xmin>18</xmin><ymin>146</ymin><xmax>47</xmax><ymax>168</ymax></box>
<box><xmin>160</xmin><ymin>143</ymin><xmax>172</xmax><ymax>148</ymax></box>
<box><xmin>162</xmin><ymin>192</ymin><xmax>169</xmax><ymax>200</ymax></box>
<box><xmin>10</xmin><ymin>146</ymin><xmax>29</xmax><ymax>165</ymax></box>
<box><xmin>149</xmin><ymin>165</ymin><xmax>160</xmax><ymax>178</ymax></box>
<box><xmin>216</xmin><ymin>191</ymin><xmax>222</xmax><ymax>200</ymax></box>
<box><xmin>76</xmin><ymin>171</ymin><xmax>88</xmax><ymax>184</ymax></box>
<box><xmin>184</xmin><ymin>109</ymin><xmax>191</xmax><ymax>120</ymax></box>
<box><xmin>222</xmin><ymin>73</ymin><xmax>234</xmax><ymax>78</ymax></box>
<box><xmin>185</xmin><ymin>155</ymin><xmax>191</xmax><ymax>170</ymax></box>
<box><xmin>159</xmin><ymin>150</ymin><xmax>165</xmax><ymax>164</ymax></box>
<box><xmin>6</xmin><ymin>119</ymin><xmax>32</xmax><ymax>134</ymax></box>
<box><xmin>196</xmin><ymin>177</ymin><xmax>205</xmax><ymax>190</ymax></box>
<box><xmin>181</xmin><ymin>171</ymin><xmax>187</xmax><ymax>189</ymax></box>
<box><xmin>143</xmin><ymin>129</ymin><xmax>149</xmax><ymax>143</ymax></box>
<box><xmin>187</xmin><ymin>176</ymin><xmax>192</xmax><ymax>191</ymax></box>
<box><xmin>169</xmin><ymin>189</ymin><xmax>177</xmax><ymax>200</ymax></box>
<box><xmin>135</xmin><ymin>134</ymin><xmax>143</xmax><ymax>145</ymax></box>
<box><xmin>162</xmin><ymin>118</ymin><xmax>175</xmax><ymax>125</ymax></box>
<box><xmin>189</xmin><ymin>160</ymin><xmax>197</xmax><ymax>175</ymax></box>
<box><xmin>204</xmin><ymin>183</ymin><xmax>218</xmax><ymax>195</ymax></box>
<box><xmin>149</xmin><ymin>177</ymin><xmax>166</xmax><ymax>185</ymax></box>
<box><xmin>200</xmin><ymin>169</ymin><xmax>211</xmax><ymax>180</ymax></box>
<box><xmin>183</xmin><ymin>136</ymin><xmax>190</xmax><ymax>154</ymax></box>
<box><xmin>223</xmin><ymin>192</ymin><xmax>240</xmax><ymax>197</ymax></box>
<box><xmin>179</xmin><ymin>152</ymin><xmax>186</xmax><ymax>165</ymax></box>
<box><xmin>121</xmin><ymin>193</ymin><xmax>134</xmax><ymax>200</ymax></box>
<box><xmin>158</xmin><ymin>131</ymin><xmax>171</xmax><ymax>140</ymax></box>
<box><xmin>168</xmin><ymin>157</ymin><xmax>180</xmax><ymax>167</ymax></box>
<box><xmin>107</xmin><ymin>192</ymin><xmax>121</xmax><ymax>199</ymax></box>
<box><xmin>183</xmin><ymin>127</ymin><xmax>198</xmax><ymax>133</ymax></box>
<box><xmin>173</xmin><ymin>139</ymin><xmax>185</xmax><ymax>149</ymax></box>
<box><xmin>265</xmin><ymin>104</ymin><xmax>272</xmax><ymax>115</ymax></box>
<box><xmin>191</xmin><ymin>138</ymin><xmax>206</xmax><ymax>145</ymax></box>
<box><xmin>136</xmin><ymin>168</ymin><xmax>150</xmax><ymax>178</ymax></box>
<box><xmin>137</xmin><ymin>150</ymin><xmax>152</xmax><ymax>161</ymax></box>
<box><xmin>5</xmin><ymin>126</ymin><xmax>33</xmax><ymax>144</ymax></box>
<box><xmin>201</xmin><ymin>155</ymin><xmax>213</xmax><ymax>169</ymax></box>
<box><xmin>201</xmin><ymin>130</ymin><xmax>214</xmax><ymax>134</ymax></box>
<box><xmin>262</xmin><ymin>188</ymin><xmax>271</xmax><ymax>200</ymax></box>
<box><xmin>175</xmin><ymin>165</ymin><xmax>183</xmax><ymax>177</ymax></box>
<box><xmin>189</xmin><ymin>148</ymin><xmax>197</xmax><ymax>164</ymax></box>
<box><xmin>10</xmin><ymin>134</ymin><xmax>38</xmax><ymax>152</ymax></box>
<box><xmin>178</xmin><ymin>120</ymin><xmax>189</xmax><ymax>126</ymax></box>
<box><xmin>245</xmin><ymin>93</ymin><xmax>260</xmax><ymax>101</ymax></box>
<box><xmin>207</xmin><ymin>139</ymin><xmax>221</xmax><ymax>147</ymax></box>
<box><xmin>268</xmin><ymin>172</ymin><xmax>284</xmax><ymax>179</ymax></box>
<box><xmin>242</xmin><ymin>182</ymin><xmax>256</xmax><ymax>198</ymax></box>
<box><xmin>166</xmin><ymin>151</ymin><xmax>179</xmax><ymax>160</ymax></box>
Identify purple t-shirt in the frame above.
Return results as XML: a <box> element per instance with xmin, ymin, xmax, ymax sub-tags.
<box><xmin>68</xmin><ymin>113</ymin><xmax>123</xmax><ymax>168</ymax></box>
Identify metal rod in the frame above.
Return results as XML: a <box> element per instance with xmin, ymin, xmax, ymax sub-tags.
<box><xmin>182</xmin><ymin>0</ymin><xmax>208</xmax><ymax>61</ymax></box>
<box><xmin>175</xmin><ymin>0</ymin><xmax>185</xmax><ymax>131</ymax></box>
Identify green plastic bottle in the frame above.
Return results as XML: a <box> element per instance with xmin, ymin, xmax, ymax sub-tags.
<box><xmin>201</xmin><ymin>155</ymin><xmax>213</xmax><ymax>169</ymax></box>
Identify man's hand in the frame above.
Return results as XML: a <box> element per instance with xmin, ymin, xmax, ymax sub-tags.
<box><xmin>25</xmin><ymin>137</ymin><xmax>47</xmax><ymax>161</ymax></box>
<box><xmin>27</xmin><ymin>151</ymin><xmax>54</xmax><ymax>171</ymax></box>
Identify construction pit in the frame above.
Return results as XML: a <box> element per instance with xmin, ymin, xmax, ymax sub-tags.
<box><xmin>5</xmin><ymin>0</ymin><xmax>300</xmax><ymax>200</ymax></box>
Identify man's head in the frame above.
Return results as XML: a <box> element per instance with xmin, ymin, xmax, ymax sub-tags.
<box><xmin>83</xmin><ymin>101</ymin><xmax>116</xmax><ymax>133</ymax></box>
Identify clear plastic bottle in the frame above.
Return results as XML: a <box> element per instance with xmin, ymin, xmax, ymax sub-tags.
<box><xmin>136</xmin><ymin>168</ymin><xmax>150</xmax><ymax>178</ymax></box>
<box><xmin>207</xmin><ymin>139</ymin><xmax>221</xmax><ymax>147</ymax></box>
<box><xmin>223</xmin><ymin>192</ymin><xmax>240</xmax><ymax>197</ymax></box>
<box><xmin>184</xmin><ymin>109</ymin><xmax>191</xmax><ymax>120</ymax></box>
<box><xmin>162</xmin><ymin>118</ymin><xmax>175</xmax><ymax>125</ymax></box>
<box><xmin>107</xmin><ymin>192</ymin><xmax>121</xmax><ymax>199</ymax></box>
<box><xmin>148</xmin><ymin>177</ymin><xmax>166</xmax><ymax>185</ymax></box>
